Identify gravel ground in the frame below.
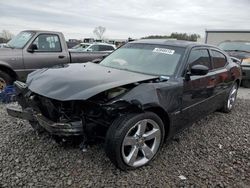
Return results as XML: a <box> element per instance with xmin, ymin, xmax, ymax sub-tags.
<box><xmin>0</xmin><ymin>99</ymin><xmax>249</xmax><ymax>187</ymax></box>
<box><xmin>238</xmin><ymin>88</ymin><xmax>250</xmax><ymax>100</ymax></box>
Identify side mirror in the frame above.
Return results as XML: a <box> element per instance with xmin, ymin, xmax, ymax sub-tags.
<box><xmin>87</xmin><ymin>48</ymin><xmax>93</xmax><ymax>52</ymax></box>
<box><xmin>27</xmin><ymin>44</ymin><xmax>38</xmax><ymax>53</ymax></box>
<box><xmin>190</xmin><ymin>64</ymin><xmax>209</xmax><ymax>76</ymax></box>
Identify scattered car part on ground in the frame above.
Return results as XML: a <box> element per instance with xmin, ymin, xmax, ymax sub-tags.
<box><xmin>7</xmin><ymin>39</ymin><xmax>242</xmax><ymax>170</ymax></box>
<box><xmin>0</xmin><ymin>85</ymin><xmax>15</xmax><ymax>103</ymax></box>
<box><xmin>0</xmin><ymin>30</ymin><xmax>110</xmax><ymax>86</ymax></box>
<box><xmin>218</xmin><ymin>41</ymin><xmax>250</xmax><ymax>88</ymax></box>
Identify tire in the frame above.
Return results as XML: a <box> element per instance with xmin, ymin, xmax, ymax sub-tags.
<box><xmin>29</xmin><ymin>121</ymin><xmax>45</xmax><ymax>134</ymax></box>
<box><xmin>105</xmin><ymin>112</ymin><xmax>165</xmax><ymax>170</ymax></box>
<box><xmin>242</xmin><ymin>79</ymin><xmax>250</xmax><ymax>88</ymax></box>
<box><xmin>0</xmin><ymin>70</ymin><xmax>13</xmax><ymax>91</ymax></box>
<box><xmin>220</xmin><ymin>83</ymin><xmax>238</xmax><ymax>113</ymax></box>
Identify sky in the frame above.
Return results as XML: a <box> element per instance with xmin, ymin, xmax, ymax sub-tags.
<box><xmin>0</xmin><ymin>0</ymin><xmax>250</xmax><ymax>40</ymax></box>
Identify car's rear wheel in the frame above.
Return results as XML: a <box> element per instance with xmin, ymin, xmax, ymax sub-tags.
<box><xmin>105</xmin><ymin>112</ymin><xmax>165</xmax><ymax>170</ymax></box>
<box><xmin>221</xmin><ymin>83</ymin><xmax>238</xmax><ymax>113</ymax></box>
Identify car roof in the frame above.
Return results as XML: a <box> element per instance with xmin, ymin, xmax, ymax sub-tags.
<box><xmin>91</xmin><ymin>42</ymin><xmax>115</xmax><ymax>46</ymax></box>
<box><xmin>22</xmin><ymin>30</ymin><xmax>63</xmax><ymax>35</ymax></box>
<box><xmin>130</xmin><ymin>39</ymin><xmax>216</xmax><ymax>48</ymax></box>
<box><xmin>79</xmin><ymin>43</ymin><xmax>91</xmax><ymax>45</ymax></box>
<box><xmin>219</xmin><ymin>40</ymin><xmax>250</xmax><ymax>43</ymax></box>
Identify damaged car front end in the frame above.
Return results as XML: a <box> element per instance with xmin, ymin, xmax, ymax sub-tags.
<box><xmin>7</xmin><ymin>63</ymin><xmax>158</xmax><ymax>137</ymax></box>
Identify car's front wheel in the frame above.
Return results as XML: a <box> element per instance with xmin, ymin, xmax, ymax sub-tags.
<box><xmin>105</xmin><ymin>112</ymin><xmax>165</xmax><ymax>170</ymax></box>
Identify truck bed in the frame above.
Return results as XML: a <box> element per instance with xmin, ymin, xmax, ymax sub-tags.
<box><xmin>70</xmin><ymin>51</ymin><xmax>110</xmax><ymax>63</ymax></box>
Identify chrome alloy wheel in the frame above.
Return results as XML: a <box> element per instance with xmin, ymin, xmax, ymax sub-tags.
<box><xmin>0</xmin><ymin>77</ymin><xmax>6</xmax><ymax>92</ymax></box>
<box><xmin>227</xmin><ymin>84</ymin><xmax>238</xmax><ymax>110</ymax></box>
<box><xmin>122</xmin><ymin>119</ymin><xmax>161</xmax><ymax>167</ymax></box>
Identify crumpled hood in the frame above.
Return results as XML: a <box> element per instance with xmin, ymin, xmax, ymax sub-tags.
<box><xmin>27</xmin><ymin>63</ymin><xmax>158</xmax><ymax>101</ymax></box>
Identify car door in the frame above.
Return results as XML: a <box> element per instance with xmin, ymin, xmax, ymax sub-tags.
<box><xmin>210</xmin><ymin>49</ymin><xmax>231</xmax><ymax>108</ymax></box>
<box><xmin>181</xmin><ymin>48</ymin><xmax>217</xmax><ymax>124</ymax></box>
<box><xmin>86</xmin><ymin>44</ymin><xmax>110</xmax><ymax>60</ymax></box>
<box><xmin>23</xmin><ymin>34</ymin><xmax>68</xmax><ymax>75</ymax></box>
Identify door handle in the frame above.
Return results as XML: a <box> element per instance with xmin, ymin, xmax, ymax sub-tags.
<box><xmin>58</xmin><ymin>55</ymin><xmax>65</xmax><ymax>59</ymax></box>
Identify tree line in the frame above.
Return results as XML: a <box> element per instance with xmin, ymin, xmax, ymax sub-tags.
<box><xmin>142</xmin><ymin>32</ymin><xmax>201</xmax><ymax>41</ymax></box>
<box><xmin>0</xmin><ymin>30</ymin><xmax>14</xmax><ymax>43</ymax></box>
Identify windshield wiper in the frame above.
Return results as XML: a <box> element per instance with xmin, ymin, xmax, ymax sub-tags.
<box><xmin>225</xmin><ymin>49</ymin><xmax>250</xmax><ymax>53</ymax></box>
<box><xmin>159</xmin><ymin>76</ymin><xmax>169</xmax><ymax>82</ymax></box>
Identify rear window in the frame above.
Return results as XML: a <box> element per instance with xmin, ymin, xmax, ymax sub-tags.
<box><xmin>219</xmin><ymin>41</ymin><xmax>250</xmax><ymax>52</ymax></box>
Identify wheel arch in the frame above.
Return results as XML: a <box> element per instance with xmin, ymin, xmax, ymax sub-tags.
<box><xmin>0</xmin><ymin>62</ymin><xmax>18</xmax><ymax>81</ymax></box>
<box><xmin>106</xmin><ymin>100</ymin><xmax>171</xmax><ymax>140</ymax></box>
<box><xmin>235</xmin><ymin>79</ymin><xmax>240</xmax><ymax>87</ymax></box>
<box><xmin>144</xmin><ymin>105</ymin><xmax>171</xmax><ymax>139</ymax></box>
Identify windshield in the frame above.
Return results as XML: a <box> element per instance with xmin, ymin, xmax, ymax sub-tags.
<box><xmin>219</xmin><ymin>41</ymin><xmax>250</xmax><ymax>52</ymax></box>
<box><xmin>7</xmin><ymin>31</ymin><xmax>34</xmax><ymax>49</ymax></box>
<box><xmin>100</xmin><ymin>43</ymin><xmax>185</xmax><ymax>76</ymax></box>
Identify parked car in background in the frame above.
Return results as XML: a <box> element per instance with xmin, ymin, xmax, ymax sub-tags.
<box><xmin>218</xmin><ymin>41</ymin><xmax>250</xmax><ymax>87</ymax></box>
<box><xmin>70</xmin><ymin>42</ymin><xmax>91</xmax><ymax>50</ymax></box>
<box><xmin>7</xmin><ymin>40</ymin><xmax>241</xmax><ymax>170</ymax></box>
<box><xmin>70</xmin><ymin>42</ymin><xmax>116</xmax><ymax>53</ymax></box>
<box><xmin>0</xmin><ymin>30</ymin><xmax>110</xmax><ymax>91</ymax></box>
<box><xmin>66</xmin><ymin>41</ymin><xmax>81</xmax><ymax>49</ymax></box>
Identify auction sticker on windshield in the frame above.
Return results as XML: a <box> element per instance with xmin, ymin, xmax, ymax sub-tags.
<box><xmin>153</xmin><ymin>48</ymin><xmax>175</xmax><ymax>55</ymax></box>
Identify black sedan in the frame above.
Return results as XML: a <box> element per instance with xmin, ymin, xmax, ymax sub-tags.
<box><xmin>7</xmin><ymin>39</ymin><xmax>242</xmax><ymax>170</ymax></box>
<box><xmin>218</xmin><ymin>41</ymin><xmax>250</xmax><ymax>87</ymax></box>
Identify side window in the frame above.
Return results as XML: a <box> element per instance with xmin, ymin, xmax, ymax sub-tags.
<box><xmin>33</xmin><ymin>34</ymin><xmax>61</xmax><ymax>52</ymax></box>
<box><xmin>188</xmin><ymin>49</ymin><xmax>211</xmax><ymax>70</ymax></box>
<box><xmin>211</xmin><ymin>50</ymin><xmax>227</xmax><ymax>69</ymax></box>
<box><xmin>99</xmin><ymin>45</ymin><xmax>115</xmax><ymax>51</ymax></box>
<box><xmin>88</xmin><ymin>45</ymin><xmax>99</xmax><ymax>51</ymax></box>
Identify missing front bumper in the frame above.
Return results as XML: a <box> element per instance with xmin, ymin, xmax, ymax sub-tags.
<box><xmin>7</xmin><ymin>105</ymin><xmax>83</xmax><ymax>136</ymax></box>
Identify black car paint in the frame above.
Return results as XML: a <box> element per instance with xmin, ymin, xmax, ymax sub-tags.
<box><xmin>26</xmin><ymin>62</ymin><xmax>158</xmax><ymax>101</ymax></box>
<box><xmin>7</xmin><ymin>40</ymin><xmax>241</xmax><ymax>141</ymax></box>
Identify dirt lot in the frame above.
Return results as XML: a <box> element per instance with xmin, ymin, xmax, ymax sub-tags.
<box><xmin>0</xmin><ymin>90</ymin><xmax>249</xmax><ymax>187</ymax></box>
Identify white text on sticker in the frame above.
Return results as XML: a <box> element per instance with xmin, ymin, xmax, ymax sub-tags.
<box><xmin>153</xmin><ymin>48</ymin><xmax>175</xmax><ymax>55</ymax></box>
